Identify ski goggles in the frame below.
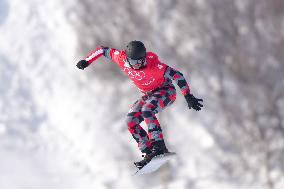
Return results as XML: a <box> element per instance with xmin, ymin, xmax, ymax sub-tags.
<box><xmin>126</xmin><ymin>57</ymin><xmax>145</xmax><ymax>66</ymax></box>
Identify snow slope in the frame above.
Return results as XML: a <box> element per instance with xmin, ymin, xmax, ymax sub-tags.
<box><xmin>1</xmin><ymin>0</ymin><xmax>282</xmax><ymax>189</ymax></box>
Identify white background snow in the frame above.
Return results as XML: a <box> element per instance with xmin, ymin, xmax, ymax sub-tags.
<box><xmin>0</xmin><ymin>0</ymin><xmax>283</xmax><ymax>189</ymax></box>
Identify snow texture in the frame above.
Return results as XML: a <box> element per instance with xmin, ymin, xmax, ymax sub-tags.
<box><xmin>0</xmin><ymin>0</ymin><xmax>283</xmax><ymax>189</ymax></box>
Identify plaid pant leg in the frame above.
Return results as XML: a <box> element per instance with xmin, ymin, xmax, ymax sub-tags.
<box><xmin>142</xmin><ymin>86</ymin><xmax>177</xmax><ymax>142</ymax></box>
<box><xmin>126</xmin><ymin>99</ymin><xmax>152</xmax><ymax>152</ymax></box>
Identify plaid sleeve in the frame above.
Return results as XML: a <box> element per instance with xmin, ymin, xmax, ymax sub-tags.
<box><xmin>164</xmin><ymin>66</ymin><xmax>190</xmax><ymax>96</ymax></box>
<box><xmin>101</xmin><ymin>47</ymin><xmax>111</xmax><ymax>59</ymax></box>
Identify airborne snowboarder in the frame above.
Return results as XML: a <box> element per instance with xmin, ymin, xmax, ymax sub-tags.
<box><xmin>76</xmin><ymin>41</ymin><xmax>203</xmax><ymax>169</ymax></box>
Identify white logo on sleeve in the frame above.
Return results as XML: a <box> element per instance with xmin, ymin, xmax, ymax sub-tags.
<box><xmin>114</xmin><ymin>51</ymin><xmax>119</xmax><ymax>55</ymax></box>
<box><xmin>85</xmin><ymin>49</ymin><xmax>104</xmax><ymax>61</ymax></box>
<box><xmin>157</xmin><ymin>64</ymin><xmax>163</xmax><ymax>70</ymax></box>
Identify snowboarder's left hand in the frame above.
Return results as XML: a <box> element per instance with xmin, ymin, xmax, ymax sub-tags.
<box><xmin>185</xmin><ymin>94</ymin><xmax>203</xmax><ymax>111</ymax></box>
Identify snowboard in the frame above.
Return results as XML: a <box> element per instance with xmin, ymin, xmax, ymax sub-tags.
<box><xmin>134</xmin><ymin>152</ymin><xmax>176</xmax><ymax>175</ymax></box>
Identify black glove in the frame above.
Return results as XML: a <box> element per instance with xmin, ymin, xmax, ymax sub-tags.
<box><xmin>76</xmin><ymin>60</ymin><xmax>89</xmax><ymax>70</ymax></box>
<box><xmin>185</xmin><ymin>94</ymin><xmax>203</xmax><ymax>111</ymax></box>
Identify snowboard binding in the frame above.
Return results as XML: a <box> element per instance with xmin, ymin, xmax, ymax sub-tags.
<box><xmin>134</xmin><ymin>140</ymin><xmax>169</xmax><ymax>169</ymax></box>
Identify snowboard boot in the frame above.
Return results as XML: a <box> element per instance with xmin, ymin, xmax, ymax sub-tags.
<box><xmin>134</xmin><ymin>140</ymin><xmax>169</xmax><ymax>169</ymax></box>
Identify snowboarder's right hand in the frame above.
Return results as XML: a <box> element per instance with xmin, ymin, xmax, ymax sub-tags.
<box><xmin>76</xmin><ymin>60</ymin><xmax>89</xmax><ymax>70</ymax></box>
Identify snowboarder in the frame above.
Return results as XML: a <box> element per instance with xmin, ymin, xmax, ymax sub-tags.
<box><xmin>76</xmin><ymin>40</ymin><xmax>203</xmax><ymax>169</ymax></box>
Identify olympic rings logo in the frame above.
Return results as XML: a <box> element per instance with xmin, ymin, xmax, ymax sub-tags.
<box><xmin>123</xmin><ymin>67</ymin><xmax>146</xmax><ymax>81</ymax></box>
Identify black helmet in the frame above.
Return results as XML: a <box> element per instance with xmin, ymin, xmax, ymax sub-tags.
<box><xmin>125</xmin><ymin>41</ymin><xmax>146</xmax><ymax>60</ymax></box>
